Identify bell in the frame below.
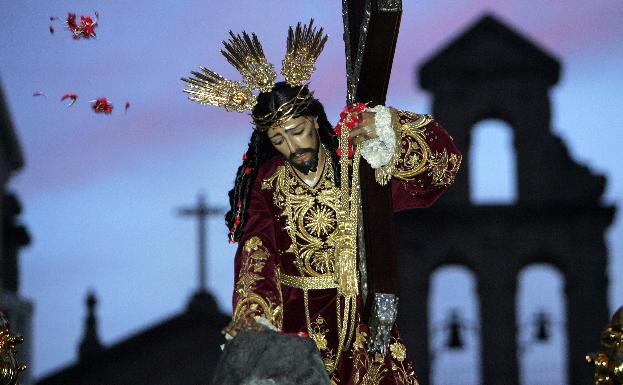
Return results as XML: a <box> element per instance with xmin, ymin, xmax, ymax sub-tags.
<box><xmin>534</xmin><ymin>311</ymin><xmax>550</xmax><ymax>342</ymax></box>
<box><xmin>446</xmin><ymin>309</ymin><xmax>464</xmax><ymax>350</ymax></box>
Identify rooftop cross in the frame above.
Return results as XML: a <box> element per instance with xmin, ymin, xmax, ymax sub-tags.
<box><xmin>177</xmin><ymin>193</ymin><xmax>225</xmax><ymax>293</ymax></box>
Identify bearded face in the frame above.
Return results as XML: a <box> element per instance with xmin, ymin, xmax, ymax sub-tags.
<box><xmin>266</xmin><ymin>115</ymin><xmax>320</xmax><ymax>174</ymax></box>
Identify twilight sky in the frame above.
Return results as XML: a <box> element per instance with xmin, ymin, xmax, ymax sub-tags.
<box><xmin>1</xmin><ymin>1</ymin><xmax>621</xmax><ymax>383</ymax></box>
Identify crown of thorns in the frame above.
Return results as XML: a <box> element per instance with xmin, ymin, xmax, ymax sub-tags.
<box><xmin>181</xmin><ymin>19</ymin><xmax>327</xmax><ymax>132</ymax></box>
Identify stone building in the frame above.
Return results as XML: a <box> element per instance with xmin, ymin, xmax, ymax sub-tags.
<box><xmin>0</xmin><ymin>79</ymin><xmax>34</xmax><ymax>385</ymax></box>
<box><xmin>36</xmin><ymin>290</ymin><xmax>228</xmax><ymax>385</ymax></box>
<box><xmin>395</xmin><ymin>14</ymin><xmax>615</xmax><ymax>385</ymax></box>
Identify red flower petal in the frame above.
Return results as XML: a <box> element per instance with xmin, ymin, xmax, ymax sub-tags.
<box><xmin>91</xmin><ymin>97</ymin><xmax>113</xmax><ymax>114</ymax></box>
<box><xmin>64</xmin><ymin>12</ymin><xmax>98</xmax><ymax>39</ymax></box>
<box><xmin>66</xmin><ymin>12</ymin><xmax>78</xmax><ymax>31</ymax></box>
<box><xmin>61</xmin><ymin>93</ymin><xmax>77</xmax><ymax>100</ymax></box>
<box><xmin>61</xmin><ymin>93</ymin><xmax>78</xmax><ymax>107</ymax></box>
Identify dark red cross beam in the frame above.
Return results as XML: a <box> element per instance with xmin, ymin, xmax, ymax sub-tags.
<box><xmin>342</xmin><ymin>0</ymin><xmax>402</xmax><ymax>311</ymax></box>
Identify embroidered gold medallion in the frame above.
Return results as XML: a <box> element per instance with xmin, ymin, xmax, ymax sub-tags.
<box><xmin>262</xmin><ymin>150</ymin><xmax>340</xmax><ymax>277</ymax></box>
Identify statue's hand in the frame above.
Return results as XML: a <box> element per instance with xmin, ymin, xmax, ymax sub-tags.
<box><xmin>350</xmin><ymin>111</ymin><xmax>377</xmax><ymax>146</ymax></box>
<box><xmin>367</xmin><ymin>293</ymin><xmax>398</xmax><ymax>357</ymax></box>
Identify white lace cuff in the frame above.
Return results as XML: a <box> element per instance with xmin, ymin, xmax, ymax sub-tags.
<box><xmin>360</xmin><ymin>105</ymin><xmax>395</xmax><ymax>169</ymax></box>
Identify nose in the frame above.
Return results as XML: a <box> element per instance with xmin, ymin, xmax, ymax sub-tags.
<box><xmin>284</xmin><ymin>136</ymin><xmax>297</xmax><ymax>154</ymax></box>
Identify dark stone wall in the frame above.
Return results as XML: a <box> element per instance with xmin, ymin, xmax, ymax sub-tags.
<box><xmin>396</xmin><ymin>14</ymin><xmax>615</xmax><ymax>385</ymax></box>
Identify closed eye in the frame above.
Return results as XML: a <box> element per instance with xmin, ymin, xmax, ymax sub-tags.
<box><xmin>270</xmin><ymin>135</ymin><xmax>284</xmax><ymax>145</ymax></box>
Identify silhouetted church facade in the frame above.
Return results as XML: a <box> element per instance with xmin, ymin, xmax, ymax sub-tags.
<box><xmin>36</xmin><ymin>291</ymin><xmax>228</xmax><ymax>385</ymax></box>
<box><xmin>35</xmin><ymin>194</ymin><xmax>229</xmax><ymax>384</ymax></box>
<box><xmin>0</xmin><ymin>80</ymin><xmax>33</xmax><ymax>385</ymax></box>
<box><xmin>395</xmin><ymin>14</ymin><xmax>614</xmax><ymax>385</ymax></box>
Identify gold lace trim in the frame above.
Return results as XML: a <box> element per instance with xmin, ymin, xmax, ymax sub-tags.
<box><xmin>392</xmin><ymin>111</ymin><xmax>461</xmax><ymax>187</ymax></box>
<box><xmin>393</xmin><ymin>112</ymin><xmax>433</xmax><ymax>180</ymax></box>
<box><xmin>280</xmin><ymin>272</ymin><xmax>338</xmax><ymax>290</ymax></box>
<box><xmin>230</xmin><ymin>236</ymin><xmax>283</xmax><ymax>332</ymax></box>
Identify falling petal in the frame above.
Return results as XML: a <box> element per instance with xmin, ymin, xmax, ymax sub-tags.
<box><xmin>61</xmin><ymin>93</ymin><xmax>78</xmax><ymax>107</ymax></box>
<box><xmin>66</xmin><ymin>12</ymin><xmax>77</xmax><ymax>28</ymax></box>
<box><xmin>63</xmin><ymin>12</ymin><xmax>98</xmax><ymax>40</ymax></box>
<box><xmin>78</xmin><ymin>15</ymin><xmax>97</xmax><ymax>38</ymax></box>
<box><xmin>65</xmin><ymin>11</ymin><xmax>99</xmax><ymax>40</ymax></box>
<box><xmin>91</xmin><ymin>97</ymin><xmax>113</xmax><ymax>114</ymax></box>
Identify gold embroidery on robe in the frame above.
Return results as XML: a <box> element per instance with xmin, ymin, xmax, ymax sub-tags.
<box><xmin>309</xmin><ymin>315</ymin><xmax>337</xmax><ymax>373</ymax></box>
<box><xmin>310</xmin><ymin>316</ymin><xmax>330</xmax><ymax>351</ymax></box>
<box><xmin>230</xmin><ymin>236</ymin><xmax>283</xmax><ymax>331</ymax></box>
<box><xmin>350</xmin><ymin>330</ymin><xmax>419</xmax><ymax>385</ymax></box>
<box><xmin>352</xmin><ymin>352</ymin><xmax>387</xmax><ymax>385</ymax></box>
<box><xmin>352</xmin><ymin>328</ymin><xmax>368</xmax><ymax>351</ymax></box>
<box><xmin>389</xmin><ymin>337</ymin><xmax>419</xmax><ymax>385</ymax></box>
<box><xmin>262</xmin><ymin>151</ymin><xmax>341</xmax><ymax>277</ymax></box>
<box><xmin>350</xmin><ymin>329</ymin><xmax>385</xmax><ymax>385</ymax></box>
<box><xmin>391</xmin><ymin>110</ymin><xmax>461</xmax><ymax>187</ymax></box>
<box><xmin>426</xmin><ymin>149</ymin><xmax>462</xmax><ymax>187</ymax></box>
<box><xmin>393</xmin><ymin>112</ymin><xmax>433</xmax><ymax>181</ymax></box>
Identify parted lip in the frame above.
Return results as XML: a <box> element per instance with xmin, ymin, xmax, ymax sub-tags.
<box><xmin>291</xmin><ymin>150</ymin><xmax>313</xmax><ymax>161</ymax></box>
<box><xmin>294</xmin><ymin>153</ymin><xmax>309</xmax><ymax>160</ymax></box>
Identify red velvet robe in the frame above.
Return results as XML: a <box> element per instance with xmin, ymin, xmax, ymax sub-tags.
<box><xmin>226</xmin><ymin>110</ymin><xmax>461</xmax><ymax>385</ymax></box>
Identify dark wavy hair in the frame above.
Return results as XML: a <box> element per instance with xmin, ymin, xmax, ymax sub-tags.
<box><xmin>225</xmin><ymin>82</ymin><xmax>340</xmax><ymax>242</ymax></box>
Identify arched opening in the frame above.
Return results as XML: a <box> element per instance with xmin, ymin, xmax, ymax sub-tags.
<box><xmin>429</xmin><ymin>265</ymin><xmax>481</xmax><ymax>385</ymax></box>
<box><xmin>469</xmin><ymin>119</ymin><xmax>518</xmax><ymax>204</ymax></box>
<box><xmin>517</xmin><ymin>264</ymin><xmax>568</xmax><ymax>385</ymax></box>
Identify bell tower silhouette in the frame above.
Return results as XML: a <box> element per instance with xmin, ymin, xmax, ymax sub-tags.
<box><xmin>395</xmin><ymin>14</ymin><xmax>615</xmax><ymax>385</ymax></box>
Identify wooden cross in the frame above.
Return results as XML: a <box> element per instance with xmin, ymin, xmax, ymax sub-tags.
<box><xmin>177</xmin><ymin>193</ymin><xmax>224</xmax><ymax>292</ymax></box>
<box><xmin>342</xmin><ymin>0</ymin><xmax>403</xmax><ymax>308</ymax></box>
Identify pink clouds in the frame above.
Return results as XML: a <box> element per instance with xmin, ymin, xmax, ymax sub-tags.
<box><xmin>382</xmin><ymin>1</ymin><xmax>623</xmax><ymax>105</ymax></box>
<box><xmin>400</xmin><ymin>1</ymin><xmax>623</xmax><ymax>59</ymax></box>
<box><xmin>11</xmin><ymin>98</ymin><xmax>244</xmax><ymax>197</ymax></box>
<box><xmin>9</xmin><ymin>1</ymin><xmax>623</xmax><ymax>201</ymax></box>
